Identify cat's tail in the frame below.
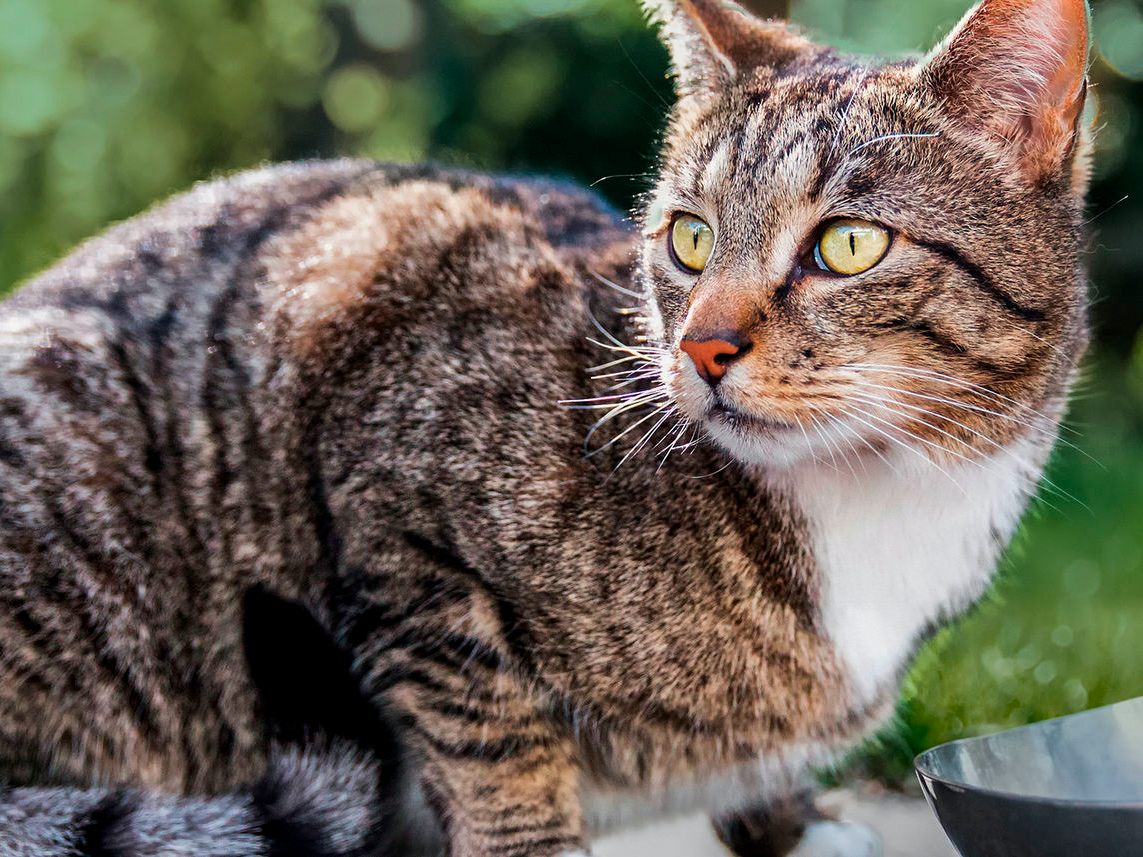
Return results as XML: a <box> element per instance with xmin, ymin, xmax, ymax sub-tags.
<box><xmin>0</xmin><ymin>741</ymin><xmax>399</xmax><ymax>857</ymax></box>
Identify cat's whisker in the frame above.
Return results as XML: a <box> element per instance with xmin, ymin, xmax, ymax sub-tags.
<box><xmin>582</xmin><ymin>393</ymin><xmax>664</xmax><ymax>426</ymax></box>
<box><xmin>804</xmin><ymin>406</ymin><xmax>859</xmax><ymax>479</ymax></box>
<box><xmin>804</xmin><ymin>410</ymin><xmax>844</xmax><ymax>475</ymax></box>
<box><xmin>588</xmin><ymin>353</ymin><xmax>656</xmax><ymax>372</ymax></box>
<box><xmin>792</xmin><ymin>414</ymin><xmax>824</xmax><ymax>469</ymax></box>
<box><xmin>815</xmin><ymin>406</ymin><xmax>861</xmax><ymax>480</ymax></box>
<box><xmin>586</xmin><ymin>337</ymin><xmax>663</xmax><ymax>360</ymax></box>
<box><xmin>843</xmin><ymin>376</ymin><xmax>1052</xmax><ymax>433</ymax></box>
<box><xmin>991</xmin><ymin>315</ymin><xmax>1074</xmax><ymax>361</ymax></box>
<box><xmin>681</xmin><ymin>459</ymin><xmax>735</xmax><ymax>480</ymax></box>
<box><xmin>561</xmin><ymin>389</ymin><xmax>664</xmax><ymax>407</ymax></box>
<box><xmin>585</xmin><ymin>403</ymin><xmax>672</xmax><ymax>459</ymax></box>
<box><xmin>847</xmin><ymin>390</ymin><xmax>1088</xmax><ymax>514</ymax></box>
<box><xmin>842</xmin><ymin>397</ymin><xmax>982</xmax><ymax>469</ymax></box>
<box><xmin>843</xmin><ymin>368</ymin><xmax>1101</xmax><ymax>466</ymax></box>
<box><xmin>843</xmin><ymin>362</ymin><xmax>1064</xmax><ymax>426</ymax></box>
<box><xmin>582</xmin><ymin>394</ymin><xmax>668</xmax><ymax>448</ymax></box>
<box><xmin>846</xmin><ymin>391</ymin><xmax>984</xmax><ymax>457</ymax></box>
<box><xmin>589</xmin><ymin>270</ymin><xmax>643</xmax><ymax>300</ymax></box>
<box><xmin>656</xmin><ymin>419</ymin><xmax>692</xmax><ymax>471</ymax></box>
<box><xmin>655</xmin><ymin>418</ymin><xmax>686</xmax><ymax>453</ymax></box>
<box><xmin>589</xmin><ymin>172</ymin><xmax>656</xmax><ymax>189</ymax></box>
<box><xmin>844</xmin><ymin>362</ymin><xmax>1089</xmax><ymax>444</ymax></box>
<box><xmin>599</xmin><ymin>365</ymin><xmax>660</xmax><ymax>380</ymax></box>
<box><xmin>842</xmin><ymin>393</ymin><xmax>1053</xmax><ymax>509</ymax></box>
<box><xmin>813</xmin><ymin>406</ymin><xmax>884</xmax><ymax>477</ymax></box>
<box><xmin>830</xmin><ymin>402</ymin><xmax>971</xmax><ymax>498</ymax></box>
<box><xmin>823</xmin><ymin>403</ymin><xmax>900</xmax><ymax>475</ymax></box>
<box><xmin>614</xmin><ymin>407</ymin><xmax>677</xmax><ymax>472</ymax></box>
<box><xmin>601</xmin><ymin>370</ymin><xmax>662</xmax><ymax>392</ymax></box>
<box><xmin>841</xmin><ymin>397</ymin><xmax>1055</xmax><ymax>515</ymax></box>
<box><xmin>587</xmin><ymin>311</ymin><xmax>654</xmax><ymax>355</ymax></box>
<box><xmin>1084</xmin><ymin>193</ymin><xmax>1129</xmax><ymax>226</ymax></box>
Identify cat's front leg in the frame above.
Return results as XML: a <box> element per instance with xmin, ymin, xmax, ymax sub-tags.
<box><xmin>382</xmin><ymin>670</ymin><xmax>586</xmax><ymax>857</ymax></box>
<box><xmin>342</xmin><ymin>555</ymin><xmax>587</xmax><ymax>856</ymax></box>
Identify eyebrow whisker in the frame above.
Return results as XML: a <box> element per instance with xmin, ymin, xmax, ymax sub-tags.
<box><xmin>849</xmin><ymin>130</ymin><xmax>942</xmax><ymax>156</ymax></box>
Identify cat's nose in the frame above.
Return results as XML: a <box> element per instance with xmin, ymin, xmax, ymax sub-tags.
<box><xmin>680</xmin><ymin>332</ymin><xmax>752</xmax><ymax>387</ymax></box>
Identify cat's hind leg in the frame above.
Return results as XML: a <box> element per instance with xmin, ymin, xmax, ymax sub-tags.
<box><xmin>713</xmin><ymin>792</ymin><xmax>881</xmax><ymax>857</ymax></box>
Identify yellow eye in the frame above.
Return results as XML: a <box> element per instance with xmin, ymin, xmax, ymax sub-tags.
<box><xmin>814</xmin><ymin>219</ymin><xmax>891</xmax><ymax>275</ymax></box>
<box><xmin>670</xmin><ymin>214</ymin><xmax>715</xmax><ymax>274</ymax></box>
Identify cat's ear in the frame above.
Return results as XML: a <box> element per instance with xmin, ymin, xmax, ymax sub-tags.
<box><xmin>643</xmin><ymin>0</ymin><xmax>817</xmax><ymax>96</ymax></box>
<box><xmin>920</xmin><ymin>0</ymin><xmax>1091</xmax><ymax>181</ymax></box>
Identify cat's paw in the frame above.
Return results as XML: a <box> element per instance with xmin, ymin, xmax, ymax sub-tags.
<box><xmin>788</xmin><ymin>821</ymin><xmax>881</xmax><ymax>857</ymax></box>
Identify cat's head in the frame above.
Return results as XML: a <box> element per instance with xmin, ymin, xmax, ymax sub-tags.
<box><xmin>640</xmin><ymin>0</ymin><xmax>1092</xmax><ymax>470</ymax></box>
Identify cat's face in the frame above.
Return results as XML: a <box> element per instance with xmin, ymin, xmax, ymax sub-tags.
<box><xmin>641</xmin><ymin>0</ymin><xmax>1091</xmax><ymax>469</ymax></box>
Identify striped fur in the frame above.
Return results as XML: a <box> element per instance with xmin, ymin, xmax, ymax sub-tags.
<box><xmin>0</xmin><ymin>0</ymin><xmax>1092</xmax><ymax>854</ymax></box>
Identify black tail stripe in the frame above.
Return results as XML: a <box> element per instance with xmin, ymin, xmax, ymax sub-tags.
<box><xmin>71</xmin><ymin>790</ymin><xmax>137</xmax><ymax>857</ymax></box>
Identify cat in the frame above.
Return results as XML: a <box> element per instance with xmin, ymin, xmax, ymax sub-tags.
<box><xmin>0</xmin><ymin>0</ymin><xmax>1093</xmax><ymax>853</ymax></box>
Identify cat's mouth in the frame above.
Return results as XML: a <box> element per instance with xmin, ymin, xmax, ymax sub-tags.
<box><xmin>706</xmin><ymin>399</ymin><xmax>799</xmax><ymax>435</ymax></box>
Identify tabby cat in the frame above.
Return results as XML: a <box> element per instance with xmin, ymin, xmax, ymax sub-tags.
<box><xmin>0</xmin><ymin>0</ymin><xmax>1092</xmax><ymax>854</ymax></box>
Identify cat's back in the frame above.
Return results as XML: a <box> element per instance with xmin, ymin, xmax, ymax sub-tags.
<box><xmin>5</xmin><ymin>159</ymin><xmax>630</xmax><ymax>319</ymax></box>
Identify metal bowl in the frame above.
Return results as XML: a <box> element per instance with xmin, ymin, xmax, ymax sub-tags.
<box><xmin>915</xmin><ymin>696</ymin><xmax>1143</xmax><ymax>856</ymax></box>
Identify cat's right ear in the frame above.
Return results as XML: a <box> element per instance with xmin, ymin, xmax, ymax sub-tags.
<box><xmin>642</xmin><ymin>0</ymin><xmax>816</xmax><ymax>96</ymax></box>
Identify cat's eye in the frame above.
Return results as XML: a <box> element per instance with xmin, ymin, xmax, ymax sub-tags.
<box><xmin>669</xmin><ymin>214</ymin><xmax>715</xmax><ymax>274</ymax></box>
<box><xmin>813</xmin><ymin>219</ymin><xmax>890</xmax><ymax>275</ymax></box>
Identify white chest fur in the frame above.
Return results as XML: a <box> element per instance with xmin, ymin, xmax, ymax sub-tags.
<box><xmin>787</xmin><ymin>434</ymin><xmax>1046</xmax><ymax>704</ymax></box>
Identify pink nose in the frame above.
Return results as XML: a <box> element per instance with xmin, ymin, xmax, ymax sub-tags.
<box><xmin>680</xmin><ymin>333</ymin><xmax>751</xmax><ymax>387</ymax></box>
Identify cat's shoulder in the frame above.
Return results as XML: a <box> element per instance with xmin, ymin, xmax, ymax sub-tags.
<box><xmin>252</xmin><ymin>161</ymin><xmax>638</xmax><ymax>349</ymax></box>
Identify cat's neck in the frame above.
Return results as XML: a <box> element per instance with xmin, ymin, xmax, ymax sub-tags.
<box><xmin>768</xmin><ymin>433</ymin><xmax>1049</xmax><ymax>703</ymax></box>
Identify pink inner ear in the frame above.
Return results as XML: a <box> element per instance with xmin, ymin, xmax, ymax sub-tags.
<box><xmin>928</xmin><ymin>0</ymin><xmax>1089</xmax><ymax>169</ymax></box>
<box><xmin>1015</xmin><ymin>0</ymin><xmax>1088</xmax><ymax>106</ymax></box>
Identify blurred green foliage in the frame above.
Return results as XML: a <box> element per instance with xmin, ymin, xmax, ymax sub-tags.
<box><xmin>1</xmin><ymin>0</ymin><xmax>1142</xmax><ymax>785</ymax></box>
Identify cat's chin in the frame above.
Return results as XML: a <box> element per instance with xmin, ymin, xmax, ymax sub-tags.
<box><xmin>701</xmin><ymin>405</ymin><xmax>823</xmax><ymax>469</ymax></box>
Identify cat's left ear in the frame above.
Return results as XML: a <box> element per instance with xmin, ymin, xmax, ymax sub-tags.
<box><xmin>643</xmin><ymin>0</ymin><xmax>818</xmax><ymax>97</ymax></box>
<box><xmin>920</xmin><ymin>0</ymin><xmax>1091</xmax><ymax>182</ymax></box>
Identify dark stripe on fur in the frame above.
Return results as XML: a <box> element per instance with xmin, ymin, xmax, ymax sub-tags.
<box><xmin>411</xmin><ymin>723</ymin><xmax>556</xmax><ymax>762</ymax></box>
<box><xmin>401</xmin><ymin>532</ymin><xmax>539</xmax><ymax>675</ymax></box>
<box><xmin>916</xmin><ymin>238</ymin><xmax>1046</xmax><ymax>321</ymax></box>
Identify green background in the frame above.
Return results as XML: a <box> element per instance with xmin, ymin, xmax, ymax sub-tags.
<box><xmin>1</xmin><ymin>0</ymin><xmax>1141</xmax><ymax>783</ymax></box>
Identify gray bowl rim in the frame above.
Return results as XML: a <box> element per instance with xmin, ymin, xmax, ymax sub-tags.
<box><xmin>913</xmin><ymin>696</ymin><xmax>1143</xmax><ymax>811</ymax></box>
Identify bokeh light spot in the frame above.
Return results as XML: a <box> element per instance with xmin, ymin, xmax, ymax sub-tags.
<box><xmin>350</xmin><ymin>0</ymin><xmax>423</xmax><ymax>53</ymax></box>
<box><xmin>477</xmin><ymin>46</ymin><xmax>561</xmax><ymax>128</ymax></box>
<box><xmin>323</xmin><ymin>64</ymin><xmax>392</xmax><ymax>133</ymax></box>
<box><xmin>1051</xmin><ymin>624</ymin><xmax>1074</xmax><ymax>648</ymax></box>
<box><xmin>1095</xmin><ymin>1</ymin><xmax>1143</xmax><ymax>80</ymax></box>
<box><xmin>0</xmin><ymin>0</ymin><xmax>52</xmax><ymax>63</ymax></box>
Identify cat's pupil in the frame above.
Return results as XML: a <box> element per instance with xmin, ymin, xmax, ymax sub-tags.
<box><xmin>849</xmin><ymin>233</ymin><xmax>856</xmax><ymax>256</ymax></box>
